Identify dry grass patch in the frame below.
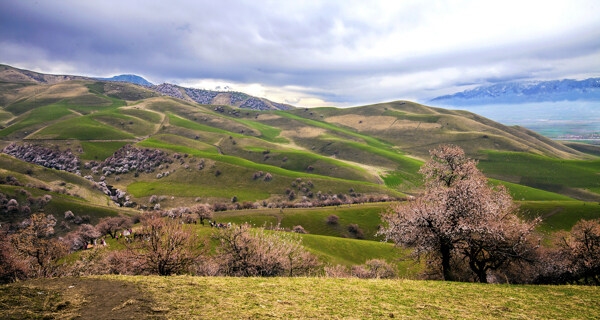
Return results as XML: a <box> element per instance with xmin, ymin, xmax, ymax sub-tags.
<box><xmin>281</xmin><ymin>126</ymin><xmax>327</xmax><ymax>138</ymax></box>
<box><xmin>108</xmin><ymin>275</ymin><xmax>600</xmax><ymax>320</ymax></box>
<box><xmin>325</xmin><ymin>115</ymin><xmax>441</xmax><ymax>131</ymax></box>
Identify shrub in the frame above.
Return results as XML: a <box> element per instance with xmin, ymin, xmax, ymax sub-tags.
<box><xmin>213</xmin><ymin>223</ymin><xmax>319</xmax><ymax>277</ymax></box>
<box><xmin>292</xmin><ymin>225</ymin><xmax>307</xmax><ymax>234</ymax></box>
<box><xmin>327</xmin><ymin>214</ymin><xmax>339</xmax><ymax>225</ymax></box>
<box><xmin>212</xmin><ymin>203</ymin><xmax>228</xmax><ymax>212</ymax></box>
<box><xmin>347</xmin><ymin>224</ymin><xmax>364</xmax><ymax>239</ymax></box>
<box><xmin>125</xmin><ymin>214</ymin><xmax>206</xmax><ymax>276</ymax></box>
<box><xmin>324</xmin><ymin>264</ymin><xmax>351</xmax><ymax>278</ymax></box>
<box><xmin>0</xmin><ymin>229</ymin><xmax>29</xmax><ymax>284</ymax></box>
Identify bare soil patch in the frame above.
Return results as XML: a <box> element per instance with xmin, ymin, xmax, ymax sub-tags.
<box><xmin>1</xmin><ymin>277</ymin><xmax>164</xmax><ymax>319</ymax></box>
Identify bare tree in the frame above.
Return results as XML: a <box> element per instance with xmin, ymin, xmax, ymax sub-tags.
<box><xmin>212</xmin><ymin>223</ymin><xmax>319</xmax><ymax>277</ymax></box>
<box><xmin>10</xmin><ymin>213</ymin><xmax>67</xmax><ymax>278</ymax></box>
<box><xmin>0</xmin><ymin>228</ymin><xmax>29</xmax><ymax>283</ymax></box>
<box><xmin>127</xmin><ymin>215</ymin><xmax>205</xmax><ymax>275</ymax></box>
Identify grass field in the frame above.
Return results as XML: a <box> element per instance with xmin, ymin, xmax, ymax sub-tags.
<box><xmin>215</xmin><ymin>203</ymin><xmax>390</xmax><ymax>240</ymax></box>
<box><xmin>32</xmin><ymin>116</ymin><xmax>135</xmax><ymax>140</ymax></box>
<box><xmin>477</xmin><ymin>150</ymin><xmax>600</xmax><ymax>201</ymax></box>
<box><xmin>136</xmin><ymin>137</ymin><xmax>404</xmax><ymax>196</ymax></box>
<box><xmin>519</xmin><ymin>200</ymin><xmax>600</xmax><ymax>233</ymax></box>
<box><xmin>0</xmin><ymin>103</ymin><xmax>72</xmax><ymax>137</ymax></box>
<box><xmin>274</xmin><ymin>110</ymin><xmax>393</xmax><ymax>150</ymax></box>
<box><xmin>0</xmin><ymin>184</ymin><xmax>123</xmax><ymax>235</ymax></box>
<box><xmin>7</xmin><ymin>275</ymin><xmax>592</xmax><ymax>320</ymax></box>
<box><xmin>168</xmin><ymin>113</ymin><xmax>243</xmax><ymax>137</ymax></box>
<box><xmin>490</xmin><ymin>179</ymin><xmax>575</xmax><ymax>201</ymax></box>
<box><xmin>80</xmin><ymin>141</ymin><xmax>129</xmax><ymax>160</ymax></box>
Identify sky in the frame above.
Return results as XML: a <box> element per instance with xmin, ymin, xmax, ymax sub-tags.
<box><xmin>1</xmin><ymin>0</ymin><xmax>599</xmax><ymax>107</ymax></box>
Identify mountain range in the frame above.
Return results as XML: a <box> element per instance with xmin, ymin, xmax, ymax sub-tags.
<box><xmin>0</xmin><ymin>65</ymin><xmax>292</xmax><ymax>111</ymax></box>
<box><xmin>430</xmin><ymin>77</ymin><xmax>600</xmax><ymax>105</ymax></box>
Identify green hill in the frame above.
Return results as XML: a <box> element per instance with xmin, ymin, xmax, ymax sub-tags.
<box><xmin>1</xmin><ymin>65</ymin><xmax>598</xmax><ymax>238</ymax></box>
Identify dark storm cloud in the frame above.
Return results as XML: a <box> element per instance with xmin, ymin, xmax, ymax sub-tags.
<box><xmin>1</xmin><ymin>0</ymin><xmax>599</xmax><ymax>106</ymax></box>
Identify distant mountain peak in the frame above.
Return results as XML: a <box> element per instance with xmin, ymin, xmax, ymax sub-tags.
<box><xmin>96</xmin><ymin>74</ymin><xmax>153</xmax><ymax>86</ymax></box>
<box><xmin>430</xmin><ymin>77</ymin><xmax>600</xmax><ymax>105</ymax></box>
<box><xmin>147</xmin><ymin>82</ymin><xmax>294</xmax><ymax>111</ymax></box>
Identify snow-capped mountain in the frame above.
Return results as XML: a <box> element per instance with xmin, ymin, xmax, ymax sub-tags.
<box><xmin>430</xmin><ymin>78</ymin><xmax>600</xmax><ymax>105</ymax></box>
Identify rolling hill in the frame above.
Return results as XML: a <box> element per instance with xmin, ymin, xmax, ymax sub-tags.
<box><xmin>0</xmin><ymin>64</ymin><xmax>598</xmax><ymax>236</ymax></box>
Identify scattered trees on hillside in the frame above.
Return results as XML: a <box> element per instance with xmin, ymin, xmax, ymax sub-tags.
<box><xmin>379</xmin><ymin>145</ymin><xmax>539</xmax><ymax>283</ymax></box>
<box><xmin>97</xmin><ymin>144</ymin><xmax>173</xmax><ymax>176</ymax></box>
<box><xmin>2</xmin><ymin>143</ymin><xmax>80</xmax><ymax>174</ymax></box>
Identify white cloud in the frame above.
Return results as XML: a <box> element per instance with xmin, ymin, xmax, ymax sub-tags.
<box><xmin>1</xmin><ymin>0</ymin><xmax>599</xmax><ymax>106</ymax></box>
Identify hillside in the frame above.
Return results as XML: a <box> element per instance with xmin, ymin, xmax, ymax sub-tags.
<box><xmin>2</xmin><ymin>275</ymin><xmax>598</xmax><ymax>319</ymax></box>
<box><xmin>148</xmin><ymin>83</ymin><xmax>294</xmax><ymax>111</ymax></box>
<box><xmin>0</xmin><ymin>64</ymin><xmax>597</xmax><ymax>213</ymax></box>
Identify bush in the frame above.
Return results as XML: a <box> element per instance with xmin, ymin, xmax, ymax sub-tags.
<box><xmin>324</xmin><ymin>265</ymin><xmax>351</xmax><ymax>278</ymax></box>
<box><xmin>347</xmin><ymin>224</ymin><xmax>364</xmax><ymax>239</ymax></box>
<box><xmin>125</xmin><ymin>214</ymin><xmax>206</xmax><ymax>276</ymax></box>
<box><xmin>327</xmin><ymin>214</ymin><xmax>339</xmax><ymax>225</ymax></box>
<box><xmin>213</xmin><ymin>223</ymin><xmax>319</xmax><ymax>277</ymax></box>
<box><xmin>0</xmin><ymin>230</ymin><xmax>29</xmax><ymax>284</ymax></box>
<box><xmin>292</xmin><ymin>225</ymin><xmax>307</xmax><ymax>234</ymax></box>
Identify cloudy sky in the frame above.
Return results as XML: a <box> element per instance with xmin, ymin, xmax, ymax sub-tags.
<box><xmin>1</xmin><ymin>0</ymin><xmax>599</xmax><ymax>107</ymax></box>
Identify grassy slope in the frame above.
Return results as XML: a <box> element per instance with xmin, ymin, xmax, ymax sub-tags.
<box><xmin>0</xmin><ymin>102</ymin><xmax>73</xmax><ymax>137</ymax></box>
<box><xmin>0</xmin><ymin>154</ymin><xmax>110</xmax><ymax>205</ymax></box>
<box><xmin>32</xmin><ymin>116</ymin><xmax>135</xmax><ymax>140</ymax></box>
<box><xmin>478</xmin><ymin>150</ymin><xmax>600</xmax><ymax>201</ymax></box>
<box><xmin>80</xmin><ymin>141</ymin><xmax>130</xmax><ymax>161</ymax></box>
<box><xmin>134</xmin><ymin>137</ymin><xmax>403</xmax><ymax>195</ymax></box>
<box><xmin>215</xmin><ymin>203</ymin><xmax>390</xmax><ymax>240</ymax></box>
<box><xmin>519</xmin><ymin>201</ymin><xmax>600</xmax><ymax>233</ymax></box>
<box><xmin>111</xmin><ymin>275</ymin><xmax>600</xmax><ymax>319</ymax></box>
<box><xmin>192</xmin><ymin>225</ymin><xmax>410</xmax><ymax>270</ymax></box>
<box><xmin>490</xmin><ymin>179</ymin><xmax>575</xmax><ymax>201</ymax></box>
<box><xmin>0</xmin><ymin>185</ymin><xmax>123</xmax><ymax>236</ymax></box>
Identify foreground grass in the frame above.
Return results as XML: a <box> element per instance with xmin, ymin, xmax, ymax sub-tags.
<box><xmin>100</xmin><ymin>275</ymin><xmax>600</xmax><ymax>319</ymax></box>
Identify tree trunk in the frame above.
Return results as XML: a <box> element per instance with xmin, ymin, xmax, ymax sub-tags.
<box><xmin>441</xmin><ymin>243</ymin><xmax>452</xmax><ymax>281</ymax></box>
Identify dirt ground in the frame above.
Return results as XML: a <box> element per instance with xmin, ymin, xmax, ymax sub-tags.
<box><xmin>0</xmin><ymin>277</ymin><xmax>165</xmax><ymax>319</ymax></box>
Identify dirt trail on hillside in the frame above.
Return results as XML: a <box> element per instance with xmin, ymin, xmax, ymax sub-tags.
<box><xmin>6</xmin><ymin>277</ymin><xmax>165</xmax><ymax>319</ymax></box>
